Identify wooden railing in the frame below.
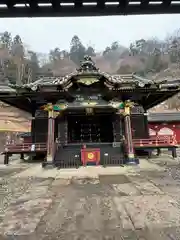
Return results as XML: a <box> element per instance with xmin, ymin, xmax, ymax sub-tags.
<box><xmin>4</xmin><ymin>143</ymin><xmax>47</xmax><ymax>153</ymax></box>
<box><xmin>2</xmin><ymin>135</ymin><xmax>178</xmax><ymax>154</ymax></box>
<box><xmin>133</xmin><ymin>135</ymin><xmax>177</xmax><ymax>147</ymax></box>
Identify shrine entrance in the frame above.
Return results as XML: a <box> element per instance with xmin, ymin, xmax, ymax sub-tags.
<box><xmin>67</xmin><ymin>114</ymin><xmax>114</xmax><ymax>144</ymax></box>
<box><xmin>53</xmin><ymin>111</ymin><xmax>125</xmax><ymax>167</ymax></box>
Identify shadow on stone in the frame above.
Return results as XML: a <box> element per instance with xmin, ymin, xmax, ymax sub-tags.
<box><xmin>99</xmin><ymin>174</ymin><xmax>131</xmax><ymax>184</ymax></box>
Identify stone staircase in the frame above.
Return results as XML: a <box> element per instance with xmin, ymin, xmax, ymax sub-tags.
<box><xmin>53</xmin><ymin>145</ymin><xmax>82</xmax><ymax>168</ymax></box>
<box><xmin>53</xmin><ymin>143</ymin><xmax>125</xmax><ymax>168</ymax></box>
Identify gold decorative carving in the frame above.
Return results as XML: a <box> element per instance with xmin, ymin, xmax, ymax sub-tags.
<box><xmin>124</xmin><ymin>100</ymin><xmax>134</xmax><ymax>116</ymax></box>
<box><xmin>108</xmin><ymin>100</ymin><xmax>124</xmax><ymax>109</ymax></box>
<box><xmin>81</xmin><ymin>101</ymin><xmax>98</xmax><ymax>106</ymax></box>
<box><xmin>77</xmin><ymin>77</ymin><xmax>99</xmax><ymax>85</ymax></box>
<box><xmin>85</xmin><ymin>107</ymin><xmax>94</xmax><ymax>115</ymax></box>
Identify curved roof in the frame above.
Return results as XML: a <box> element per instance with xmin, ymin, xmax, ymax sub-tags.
<box><xmin>9</xmin><ymin>56</ymin><xmax>156</xmax><ymax>91</ymax></box>
<box><xmin>1</xmin><ymin>56</ymin><xmax>180</xmax><ymax>112</ymax></box>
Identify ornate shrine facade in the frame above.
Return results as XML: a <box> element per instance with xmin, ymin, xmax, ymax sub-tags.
<box><xmin>0</xmin><ymin>56</ymin><xmax>180</xmax><ymax>167</ymax></box>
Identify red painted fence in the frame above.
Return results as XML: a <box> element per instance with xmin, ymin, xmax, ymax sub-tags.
<box><xmin>3</xmin><ymin>143</ymin><xmax>47</xmax><ymax>153</ymax></box>
<box><xmin>133</xmin><ymin>135</ymin><xmax>177</xmax><ymax>148</ymax></box>
<box><xmin>3</xmin><ymin>135</ymin><xmax>177</xmax><ymax>154</ymax></box>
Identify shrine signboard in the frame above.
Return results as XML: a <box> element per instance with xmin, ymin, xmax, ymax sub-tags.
<box><xmin>81</xmin><ymin>148</ymin><xmax>100</xmax><ymax>166</ymax></box>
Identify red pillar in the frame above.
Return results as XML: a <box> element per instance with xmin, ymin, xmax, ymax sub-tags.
<box><xmin>47</xmin><ymin>109</ymin><xmax>55</xmax><ymax>162</ymax></box>
<box><xmin>124</xmin><ymin>105</ymin><xmax>137</xmax><ymax>164</ymax></box>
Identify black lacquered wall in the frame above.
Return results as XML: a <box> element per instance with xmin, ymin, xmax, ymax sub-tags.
<box><xmin>130</xmin><ymin>105</ymin><xmax>149</xmax><ymax>139</ymax></box>
<box><xmin>33</xmin><ymin>110</ymin><xmax>48</xmax><ymax>143</ymax></box>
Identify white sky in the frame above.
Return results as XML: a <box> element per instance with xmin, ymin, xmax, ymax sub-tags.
<box><xmin>0</xmin><ymin>14</ymin><xmax>180</xmax><ymax>53</ymax></box>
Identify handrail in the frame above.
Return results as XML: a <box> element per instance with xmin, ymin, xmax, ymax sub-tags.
<box><xmin>4</xmin><ymin>142</ymin><xmax>47</xmax><ymax>152</ymax></box>
<box><xmin>132</xmin><ymin>135</ymin><xmax>177</xmax><ymax>147</ymax></box>
<box><xmin>3</xmin><ymin>134</ymin><xmax>177</xmax><ymax>153</ymax></box>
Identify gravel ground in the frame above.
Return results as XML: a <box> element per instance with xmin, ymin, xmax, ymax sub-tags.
<box><xmin>1</xmin><ymin>158</ymin><xmax>180</xmax><ymax>239</ymax></box>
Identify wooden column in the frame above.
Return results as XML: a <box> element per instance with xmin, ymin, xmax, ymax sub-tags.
<box><xmin>43</xmin><ymin>103</ymin><xmax>66</xmax><ymax>165</ymax></box>
<box><xmin>31</xmin><ymin>102</ymin><xmax>36</xmax><ymax>144</ymax></box>
<box><xmin>124</xmin><ymin>103</ymin><xmax>137</xmax><ymax>164</ymax></box>
<box><xmin>31</xmin><ymin>116</ymin><xmax>35</xmax><ymax>144</ymax></box>
<box><xmin>47</xmin><ymin>108</ymin><xmax>55</xmax><ymax>162</ymax></box>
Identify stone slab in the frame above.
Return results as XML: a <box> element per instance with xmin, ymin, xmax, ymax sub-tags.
<box><xmin>138</xmin><ymin>159</ymin><xmax>164</xmax><ymax>171</ymax></box>
<box><xmin>150</xmin><ymin>156</ymin><xmax>180</xmax><ymax>166</ymax></box>
<box><xmin>120</xmin><ymin>195</ymin><xmax>180</xmax><ymax>230</ymax></box>
<box><xmin>0</xmin><ymin>178</ymin><xmax>53</xmax><ymax>236</ymax></box>
<box><xmin>112</xmin><ymin>183</ymin><xmax>141</xmax><ymax>196</ymax></box>
<box><xmin>43</xmin><ymin>195</ymin><xmax>134</xmax><ymax>235</ymax></box>
<box><xmin>113</xmin><ymin>197</ymin><xmax>135</xmax><ymax>230</ymax></box>
<box><xmin>17</xmin><ymin>186</ymin><xmax>50</xmax><ymax>201</ymax></box>
<box><xmin>56</xmin><ymin>167</ymin><xmax>99</xmax><ymax>179</ymax></box>
<box><xmin>1</xmin><ymin>159</ymin><xmax>179</xmax><ymax>240</ymax></box>
<box><xmin>133</xmin><ymin>181</ymin><xmax>164</xmax><ymax>195</ymax></box>
<box><xmin>0</xmin><ymin>198</ymin><xmax>52</xmax><ymax>236</ymax></box>
<box><xmin>12</xmin><ymin>165</ymin><xmax>59</xmax><ymax>179</ymax></box>
<box><xmin>9</xmin><ymin>158</ymin><xmax>164</xmax><ymax>180</ymax></box>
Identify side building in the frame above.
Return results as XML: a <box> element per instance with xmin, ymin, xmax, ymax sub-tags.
<box><xmin>148</xmin><ymin>112</ymin><xmax>180</xmax><ymax>143</ymax></box>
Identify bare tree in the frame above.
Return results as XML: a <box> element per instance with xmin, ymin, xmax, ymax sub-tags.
<box><xmin>11</xmin><ymin>35</ymin><xmax>25</xmax><ymax>85</ymax></box>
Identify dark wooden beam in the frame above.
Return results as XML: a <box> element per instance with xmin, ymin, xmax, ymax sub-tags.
<box><xmin>0</xmin><ymin>0</ymin><xmax>179</xmax><ymax>17</ymax></box>
<box><xmin>141</xmin><ymin>91</ymin><xmax>179</xmax><ymax>109</ymax></box>
<box><xmin>0</xmin><ymin>98</ymin><xmax>32</xmax><ymax>113</ymax></box>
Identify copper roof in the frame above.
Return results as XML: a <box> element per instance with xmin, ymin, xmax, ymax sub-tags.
<box><xmin>148</xmin><ymin>112</ymin><xmax>180</xmax><ymax>122</ymax></box>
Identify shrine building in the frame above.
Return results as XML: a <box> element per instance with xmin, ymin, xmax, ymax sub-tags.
<box><xmin>0</xmin><ymin>56</ymin><xmax>180</xmax><ymax>167</ymax></box>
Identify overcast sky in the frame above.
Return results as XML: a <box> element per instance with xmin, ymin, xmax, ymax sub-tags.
<box><xmin>0</xmin><ymin>14</ymin><xmax>180</xmax><ymax>53</ymax></box>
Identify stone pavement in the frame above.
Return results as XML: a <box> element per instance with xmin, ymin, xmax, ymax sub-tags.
<box><xmin>0</xmin><ymin>158</ymin><xmax>180</xmax><ymax>239</ymax></box>
<box><xmin>10</xmin><ymin>159</ymin><xmax>163</xmax><ymax>179</ymax></box>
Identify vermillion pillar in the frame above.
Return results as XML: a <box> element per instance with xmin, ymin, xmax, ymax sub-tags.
<box><xmin>124</xmin><ymin>102</ymin><xmax>137</xmax><ymax>164</ymax></box>
<box><xmin>30</xmin><ymin>102</ymin><xmax>36</xmax><ymax>160</ymax></box>
<box><xmin>31</xmin><ymin>111</ymin><xmax>36</xmax><ymax>144</ymax></box>
<box><xmin>46</xmin><ymin>107</ymin><xmax>55</xmax><ymax>162</ymax></box>
<box><xmin>31</xmin><ymin>101</ymin><xmax>36</xmax><ymax>144</ymax></box>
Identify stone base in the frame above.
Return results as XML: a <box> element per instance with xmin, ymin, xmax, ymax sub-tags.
<box><xmin>126</xmin><ymin>157</ymin><xmax>139</xmax><ymax>165</ymax></box>
<box><xmin>42</xmin><ymin>161</ymin><xmax>54</xmax><ymax>168</ymax></box>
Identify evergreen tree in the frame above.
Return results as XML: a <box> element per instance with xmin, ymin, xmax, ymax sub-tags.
<box><xmin>28</xmin><ymin>51</ymin><xmax>39</xmax><ymax>82</ymax></box>
<box><xmin>49</xmin><ymin>47</ymin><xmax>61</xmax><ymax>62</ymax></box>
<box><xmin>13</xmin><ymin>34</ymin><xmax>22</xmax><ymax>45</ymax></box>
<box><xmin>111</xmin><ymin>41</ymin><xmax>119</xmax><ymax>51</ymax></box>
<box><xmin>0</xmin><ymin>31</ymin><xmax>12</xmax><ymax>49</ymax></box>
<box><xmin>86</xmin><ymin>46</ymin><xmax>96</xmax><ymax>57</ymax></box>
<box><xmin>151</xmin><ymin>48</ymin><xmax>161</xmax><ymax>72</ymax></box>
<box><xmin>169</xmin><ymin>38</ymin><xmax>180</xmax><ymax>64</ymax></box>
<box><xmin>103</xmin><ymin>47</ymin><xmax>111</xmax><ymax>58</ymax></box>
<box><xmin>11</xmin><ymin>35</ymin><xmax>25</xmax><ymax>85</ymax></box>
<box><xmin>70</xmin><ymin>35</ymin><xmax>86</xmax><ymax>65</ymax></box>
<box><xmin>11</xmin><ymin>35</ymin><xmax>24</xmax><ymax>58</ymax></box>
